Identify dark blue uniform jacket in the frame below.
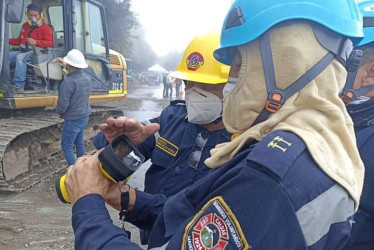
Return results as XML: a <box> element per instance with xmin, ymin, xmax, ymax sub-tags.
<box><xmin>93</xmin><ymin>100</ymin><xmax>231</xmax><ymax>230</ymax></box>
<box><xmin>345</xmin><ymin>99</ymin><xmax>374</xmax><ymax>250</ymax></box>
<box><xmin>93</xmin><ymin>100</ymin><xmax>231</xmax><ymax>197</ymax></box>
<box><xmin>75</xmin><ymin>130</ymin><xmax>354</xmax><ymax>249</ymax></box>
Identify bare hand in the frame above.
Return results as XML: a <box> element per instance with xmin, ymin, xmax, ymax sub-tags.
<box><xmin>56</xmin><ymin>57</ymin><xmax>66</xmax><ymax>67</ymax></box>
<box><xmin>26</xmin><ymin>38</ymin><xmax>36</xmax><ymax>46</ymax></box>
<box><xmin>98</xmin><ymin>116</ymin><xmax>160</xmax><ymax>145</ymax></box>
<box><xmin>65</xmin><ymin>150</ymin><xmax>111</xmax><ymax>205</ymax></box>
<box><xmin>104</xmin><ymin>182</ymin><xmax>121</xmax><ymax>210</ymax></box>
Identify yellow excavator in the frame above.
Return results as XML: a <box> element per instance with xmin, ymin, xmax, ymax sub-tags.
<box><xmin>0</xmin><ymin>0</ymin><xmax>128</xmax><ymax>192</ymax></box>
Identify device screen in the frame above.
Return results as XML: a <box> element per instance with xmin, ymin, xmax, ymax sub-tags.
<box><xmin>112</xmin><ymin>136</ymin><xmax>143</xmax><ymax>169</ymax></box>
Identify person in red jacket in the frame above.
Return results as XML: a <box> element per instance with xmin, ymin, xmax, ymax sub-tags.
<box><xmin>9</xmin><ymin>3</ymin><xmax>53</xmax><ymax>92</ymax></box>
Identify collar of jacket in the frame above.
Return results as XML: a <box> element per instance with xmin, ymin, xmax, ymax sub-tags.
<box><xmin>347</xmin><ymin>97</ymin><xmax>374</xmax><ymax>131</ymax></box>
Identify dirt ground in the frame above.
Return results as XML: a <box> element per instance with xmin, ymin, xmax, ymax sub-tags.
<box><xmin>0</xmin><ymin>84</ymin><xmax>171</xmax><ymax>250</ymax></box>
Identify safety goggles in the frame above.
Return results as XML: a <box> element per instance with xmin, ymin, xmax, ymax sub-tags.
<box><xmin>188</xmin><ymin>131</ymin><xmax>209</xmax><ymax>169</ymax></box>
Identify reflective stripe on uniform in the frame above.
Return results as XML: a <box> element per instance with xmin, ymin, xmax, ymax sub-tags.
<box><xmin>296</xmin><ymin>184</ymin><xmax>355</xmax><ymax>246</ymax></box>
<box><xmin>142</xmin><ymin>119</ymin><xmax>160</xmax><ymax>142</ymax></box>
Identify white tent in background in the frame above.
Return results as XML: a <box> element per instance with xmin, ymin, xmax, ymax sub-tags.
<box><xmin>148</xmin><ymin>64</ymin><xmax>167</xmax><ymax>73</ymax></box>
<box><xmin>145</xmin><ymin>64</ymin><xmax>166</xmax><ymax>85</ymax></box>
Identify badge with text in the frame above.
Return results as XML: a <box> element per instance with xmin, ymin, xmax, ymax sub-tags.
<box><xmin>182</xmin><ymin>196</ymin><xmax>250</xmax><ymax>250</ymax></box>
<box><xmin>156</xmin><ymin>136</ymin><xmax>179</xmax><ymax>157</ymax></box>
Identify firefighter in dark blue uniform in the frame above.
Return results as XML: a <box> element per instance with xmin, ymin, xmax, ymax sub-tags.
<box><xmin>93</xmin><ymin>103</ymin><xmax>232</xmax><ymax>199</ymax></box>
<box><xmin>65</xmin><ymin>0</ymin><xmax>365</xmax><ymax>249</ymax></box>
<box><xmin>92</xmin><ymin>31</ymin><xmax>232</xmax><ymax>244</ymax></box>
<box><xmin>342</xmin><ymin>1</ymin><xmax>374</xmax><ymax>249</ymax></box>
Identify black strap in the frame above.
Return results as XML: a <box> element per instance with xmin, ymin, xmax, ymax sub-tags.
<box><xmin>119</xmin><ymin>185</ymin><xmax>130</xmax><ymax>221</ymax></box>
<box><xmin>26</xmin><ymin>25</ymin><xmax>37</xmax><ymax>49</ymax></box>
<box><xmin>260</xmin><ymin>31</ymin><xmax>277</xmax><ymax>92</ymax></box>
<box><xmin>253</xmin><ymin>32</ymin><xmax>335</xmax><ymax>125</ymax></box>
<box><xmin>340</xmin><ymin>49</ymin><xmax>363</xmax><ymax>105</ymax></box>
<box><xmin>27</xmin><ymin>26</ymin><xmax>37</xmax><ymax>37</ymax></box>
<box><xmin>283</xmin><ymin>53</ymin><xmax>335</xmax><ymax>96</ymax></box>
<box><xmin>118</xmin><ymin>185</ymin><xmax>131</xmax><ymax>239</ymax></box>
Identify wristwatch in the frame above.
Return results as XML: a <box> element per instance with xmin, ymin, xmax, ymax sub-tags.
<box><xmin>119</xmin><ymin>184</ymin><xmax>130</xmax><ymax>221</ymax></box>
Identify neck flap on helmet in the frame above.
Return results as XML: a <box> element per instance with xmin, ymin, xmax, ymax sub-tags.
<box><xmin>253</xmin><ymin>22</ymin><xmax>354</xmax><ymax>125</ymax></box>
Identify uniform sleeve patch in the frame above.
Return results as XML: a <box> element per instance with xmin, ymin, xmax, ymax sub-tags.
<box><xmin>182</xmin><ymin>196</ymin><xmax>250</xmax><ymax>250</ymax></box>
<box><xmin>156</xmin><ymin>136</ymin><xmax>179</xmax><ymax>157</ymax></box>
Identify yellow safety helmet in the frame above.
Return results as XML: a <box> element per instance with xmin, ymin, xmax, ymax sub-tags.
<box><xmin>173</xmin><ymin>31</ymin><xmax>230</xmax><ymax>84</ymax></box>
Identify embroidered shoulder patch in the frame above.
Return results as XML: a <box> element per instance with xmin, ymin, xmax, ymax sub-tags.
<box><xmin>156</xmin><ymin>136</ymin><xmax>179</xmax><ymax>157</ymax></box>
<box><xmin>182</xmin><ymin>196</ymin><xmax>250</xmax><ymax>250</ymax></box>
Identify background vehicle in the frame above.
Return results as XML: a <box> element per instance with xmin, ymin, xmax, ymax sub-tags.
<box><xmin>145</xmin><ymin>63</ymin><xmax>165</xmax><ymax>85</ymax></box>
<box><xmin>0</xmin><ymin>0</ymin><xmax>128</xmax><ymax>192</ymax></box>
<box><xmin>144</xmin><ymin>71</ymin><xmax>162</xmax><ymax>85</ymax></box>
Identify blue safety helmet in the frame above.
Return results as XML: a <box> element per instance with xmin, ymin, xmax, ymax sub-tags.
<box><xmin>214</xmin><ymin>0</ymin><xmax>364</xmax><ymax>65</ymax></box>
<box><xmin>357</xmin><ymin>0</ymin><xmax>374</xmax><ymax>47</ymax></box>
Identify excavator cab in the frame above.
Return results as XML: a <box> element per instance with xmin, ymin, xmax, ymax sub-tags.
<box><xmin>0</xmin><ymin>0</ymin><xmax>127</xmax><ymax>109</ymax></box>
<box><xmin>0</xmin><ymin>0</ymin><xmax>127</xmax><ymax>191</ymax></box>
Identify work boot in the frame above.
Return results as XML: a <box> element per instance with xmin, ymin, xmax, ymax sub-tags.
<box><xmin>13</xmin><ymin>85</ymin><xmax>24</xmax><ymax>93</ymax></box>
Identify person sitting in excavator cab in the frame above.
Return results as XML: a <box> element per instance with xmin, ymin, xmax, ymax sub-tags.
<box><xmin>8</xmin><ymin>3</ymin><xmax>53</xmax><ymax>92</ymax></box>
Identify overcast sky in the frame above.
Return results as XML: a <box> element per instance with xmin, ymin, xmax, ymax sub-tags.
<box><xmin>131</xmin><ymin>0</ymin><xmax>233</xmax><ymax>56</ymax></box>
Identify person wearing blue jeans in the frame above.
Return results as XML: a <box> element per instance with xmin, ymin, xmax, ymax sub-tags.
<box><xmin>61</xmin><ymin>117</ymin><xmax>90</xmax><ymax>166</ymax></box>
<box><xmin>8</xmin><ymin>50</ymin><xmax>34</xmax><ymax>89</ymax></box>
<box><xmin>8</xmin><ymin>3</ymin><xmax>53</xmax><ymax>91</ymax></box>
<box><xmin>56</xmin><ymin>49</ymin><xmax>91</xmax><ymax>166</ymax></box>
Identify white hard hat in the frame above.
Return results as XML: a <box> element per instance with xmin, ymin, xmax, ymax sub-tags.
<box><xmin>63</xmin><ymin>49</ymin><xmax>88</xmax><ymax>69</ymax></box>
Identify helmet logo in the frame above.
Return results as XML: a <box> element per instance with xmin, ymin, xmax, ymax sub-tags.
<box><xmin>186</xmin><ymin>52</ymin><xmax>204</xmax><ymax>71</ymax></box>
<box><xmin>364</xmin><ymin>6</ymin><xmax>374</xmax><ymax>12</ymax></box>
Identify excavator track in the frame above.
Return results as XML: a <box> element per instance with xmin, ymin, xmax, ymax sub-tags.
<box><xmin>0</xmin><ymin>106</ymin><xmax>123</xmax><ymax>192</ymax></box>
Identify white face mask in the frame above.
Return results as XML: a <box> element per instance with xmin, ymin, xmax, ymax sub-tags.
<box><xmin>185</xmin><ymin>87</ymin><xmax>223</xmax><ymax>124</ymax></box>
<box><xmin>29</xmin><ymin>17</ymin><xmax>39</xmax><ymax>26</ymax></box>
<box><xmin>223</xmin><ymin>77</ymin><xmax>238</xmax><ymax>98</ymax></box>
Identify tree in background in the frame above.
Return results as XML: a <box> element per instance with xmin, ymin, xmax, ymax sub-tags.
<box><xmin>96</xmin><ymin>0</ymin><xmax>136</xmax><ymax>57</ymax></box>
<box><xmin>98</xmin><ymin>0</ymin><xmax>182</xmax><ymax>75</ymax></box>
<box><xmin>158</xmin><ymin>49</ymin><xmax>183</xmax><ymax>72</ymax></box>
<box><xmin>97</xmin><ymin>0</ymin><xmax>157</xmax><ymax>73</ymax></box>
<box><xmin>130</xmin><ymin>26</ymin><xmax>158</xmax><ymax>73</ymax></box>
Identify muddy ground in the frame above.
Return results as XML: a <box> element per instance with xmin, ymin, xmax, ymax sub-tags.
<box><xmin>0</xmin><ymin>84</ymin><xmax>172</xmax><ymax>250</ymax></box>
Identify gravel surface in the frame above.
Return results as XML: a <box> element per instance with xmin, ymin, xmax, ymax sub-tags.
<box><xmin>0</xmin><ymin>84</ymin><xmax>171</xmax><ymax>249</ymax></box>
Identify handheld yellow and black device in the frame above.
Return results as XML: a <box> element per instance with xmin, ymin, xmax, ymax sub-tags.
<box><xmin>55</xmin><ymin>135</ymin><xmax>145</xmax><ymax>203</ymax></box>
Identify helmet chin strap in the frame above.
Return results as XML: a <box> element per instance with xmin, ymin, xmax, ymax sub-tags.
<box><xmin>339</xmin><ymin>49</ymin><xmax>366</xmax><ymax>105</ymax></box>
<box><xmin>252</xmin><ymin>22</ymin><xmax>354</xmax><ymax>126</ymax></box>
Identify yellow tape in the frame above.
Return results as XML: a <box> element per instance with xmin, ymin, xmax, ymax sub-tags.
<box><xmin>156</xmin><ymin>137</ymin><xmax>179</xmax><ymax>157</ymax></box>
<box><xmin>109</xmin><ymin>89</ymin><xmax>125</xmax><ymax>94</ymax></box>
